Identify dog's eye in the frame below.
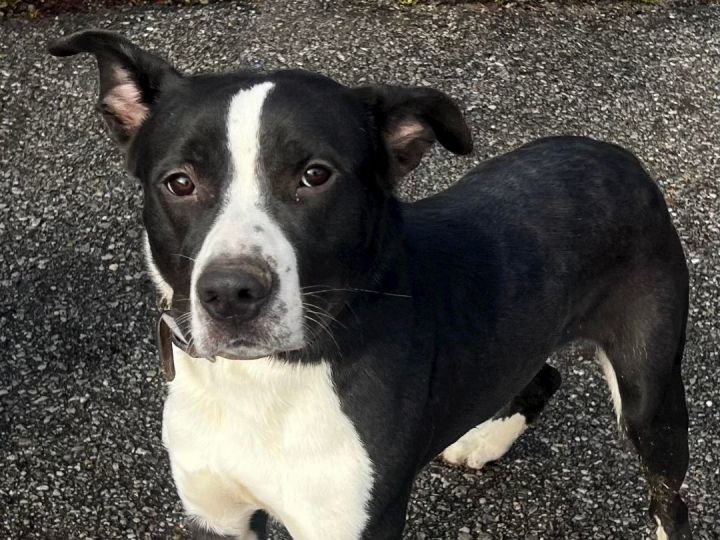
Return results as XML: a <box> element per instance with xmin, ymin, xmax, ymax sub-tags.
<box><xmin>301</xmin><ymin>165</ymin><xmax>332</xmax><ymax>188</ymax></box>
<box><xmin>165</xmin><ymin>173</ymin><xmax>196</xmax><ymax>197</ymax></box>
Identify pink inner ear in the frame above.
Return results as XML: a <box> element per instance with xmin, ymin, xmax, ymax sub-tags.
<box><xmin>103</xmin><ymin>67</ymin><xmax>149</xmax><ymax>135</ymax></box>
<box><xmin>387</xmin><ymin>119</ymin><xmax>428</xmax><ymax>150</ymax></box>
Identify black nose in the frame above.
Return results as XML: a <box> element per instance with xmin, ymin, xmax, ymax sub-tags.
<box><xmin>197</xmin><ymin>261</ymin><xmax>273</xmax><ymax>321</ymax></box>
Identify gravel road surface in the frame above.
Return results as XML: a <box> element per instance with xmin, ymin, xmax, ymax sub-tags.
<box><xmin>1</xmin><ymin>1</ymin><xmax>718</xmax><ymax>538</ymax></box>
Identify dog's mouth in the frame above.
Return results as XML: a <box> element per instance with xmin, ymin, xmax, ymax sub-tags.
<box><xmin>214</xmin><ymin>337</ymin><xmax>302</xmax><ymax>360</ymax></box>
<box><xmin>156</xmin><ymin>311</ymin><xmax>303</xmax><ymax>380</ymax></box>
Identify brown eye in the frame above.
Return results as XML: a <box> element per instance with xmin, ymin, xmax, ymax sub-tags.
<box><xmin>165</xmin><ymin>173</ymin><xmax>196</xmax><ymax>197</ymax></box>
<box><xmin>301</xmin><ymin>165</ymin><xmax>332</xmax><ymax>188</ymax></box>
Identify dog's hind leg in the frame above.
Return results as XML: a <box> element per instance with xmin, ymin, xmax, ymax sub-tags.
<box><xmin>442</xmin><ymin>363</ymin><xmax>561</xmax><ymax>469</ymax></box>
<box><xmin>593</xmin><ymin>273</ymin><xmax>691</xmax><ymax>539</ymax></box>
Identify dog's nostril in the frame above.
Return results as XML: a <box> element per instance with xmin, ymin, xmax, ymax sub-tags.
<box><xmin>204</xmin><ymin>290</ymin><xmax>219</xmax><ymax>302</ymax></box>
<box><xmin>237</xmin><ymin>289</ymin><xmax>254</xmax><ymax>301</ymax></box>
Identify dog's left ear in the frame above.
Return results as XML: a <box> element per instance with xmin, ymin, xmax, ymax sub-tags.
<box><xmin>352</xmin><ymin>85</ymin><xmax>473</xmax><ymax>178</ymax></box>
<box><xmin>48</xmin><ymin>29</ymin><xmax>182</xmax><ymax>148</ymax></box>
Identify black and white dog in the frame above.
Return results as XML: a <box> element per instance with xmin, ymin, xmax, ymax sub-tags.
<box><xmin>50</xmin><ymin>30</ymin><xmax>692</xmax><ymax>540</ymax></box>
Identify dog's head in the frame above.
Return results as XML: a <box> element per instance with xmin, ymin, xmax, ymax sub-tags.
<box><xmin>50</xmin><ymin>30</ymin><xmax>472</xmax><ymax>360</ymax></box>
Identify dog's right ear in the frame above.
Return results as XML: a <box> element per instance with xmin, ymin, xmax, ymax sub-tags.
<box><xmin>49</xmin><ymin>30</ymin><xmax>182</xmax><ymax>148</ymax></box>
<box><xmin>351</xmin><ymin>85</ymin><xmax>473</xmax><ymax>179</ymax></box>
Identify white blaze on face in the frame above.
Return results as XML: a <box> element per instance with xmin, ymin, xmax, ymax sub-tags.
<box><xmin>190</xmin><ymin>82</ymin><xmax>304</xmax><ymax>356</ymax></box>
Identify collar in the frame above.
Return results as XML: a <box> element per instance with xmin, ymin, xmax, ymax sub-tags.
<box><xmin>156</xmin><ymin>310</ymin><xmax>214</xmax><ymax>382</ymax></box>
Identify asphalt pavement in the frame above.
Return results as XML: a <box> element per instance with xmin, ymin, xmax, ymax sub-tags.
<box><xmin>1</xmin><ymin>0</ymin><xmax>719</xmax><ymax>538</ymax></box>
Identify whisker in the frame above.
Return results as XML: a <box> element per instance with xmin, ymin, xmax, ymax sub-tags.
<box><xmin>344</xmin><ymin>301</ymin><xmax>361</xmax><ymax>326</ymax></box>
<box><xmin>303</xmin><ymin>313</ymin><xmax>341</xmax><ymax>356</ymax></box>
<box><xmin>302</xmin><ymin>304</ymin><xmax>348</xmax><ymax>331</ymax></box>
<box><xmin>302</xmin><ymin>298</ymin><xmax>347</xmax><ymax>325</ymax></box>
<box><xmin>300</xmin><ymin>320</ymin><xmax>319</xmax><ymax>349</ymax></box>
<box><xmin>186</xmin><ymin>334</ymin><xmax>196</xmax><ymax>354</ymax></box>
<box><xmin>174</xmin><ymin>312</ymin><xmax>193</xmax><ymax>324</ymax></box>
<box><xmin>302</xmin><ymin>287</ymin><xmax>411</xmax><ymax>299</ymax></box>
<box><xmin>169</xmin><ymin>295</ymin><xmax>192</xmax><ymax>306</ymax></box>
<box><xmin>170</xmin><ymin>253</ymin><xmax>197</xmax><ymax>263</ymax></box>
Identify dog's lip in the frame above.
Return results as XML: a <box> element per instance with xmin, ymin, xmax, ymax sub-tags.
<box><xmin>216</xmin><ymin>350</ymin><xmax>272</xmax><ymax>361</ymax></box>
<box><xmin>215</xmin><ymin>339</ymin><xmax>304</xmax><ymax>361</ymax></box>
<box><xmin>160</xmin><ymin>311</ymin><xmax>304</xmax><ymax>361</ymax></box>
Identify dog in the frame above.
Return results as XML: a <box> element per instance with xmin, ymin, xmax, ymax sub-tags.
<box><xmin>49</xmin><ymin>30</ymin><xmax>692</xmax><ymax>540</ymax></box>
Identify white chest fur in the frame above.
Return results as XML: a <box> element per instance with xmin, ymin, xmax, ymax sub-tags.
<box><xmin>162</xmin><ymin>349</ymin><xmax>374</xmax><ymax>540</ymax></box>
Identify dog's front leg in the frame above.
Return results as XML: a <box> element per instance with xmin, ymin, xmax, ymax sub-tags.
<box><xmin>357</xmin><ymin>488</ymin><xmax>413</xmax><ymax>540</ymax></box>
<box><xmin>168</xmin><ymin>461</ymin><xmax>268</xmax><ymax>540</ymax></box>
<box><xmin>187</xmin><ymin>510</ymin><xmax>267</xmax><ymax>540</ymax></box>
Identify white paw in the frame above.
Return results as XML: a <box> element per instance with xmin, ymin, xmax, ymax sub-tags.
<box><xmin>441</xmin><ymin>414</ymin><xmax>527</xmax><ymax>470</ymax></box>
<box><xmin>441</xmin><ymin>438</ymin><xmax>474</xmax><ymax>465</ymax></box>
<box><xmin>465</xmin><ymin>439</ymin><xmax>503</xmax><ymax>469</ymax></box>
<box><xmin>442</xmin><ymin>434</ymin><xmax>507</xmax><ymax>470</ymax></box>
